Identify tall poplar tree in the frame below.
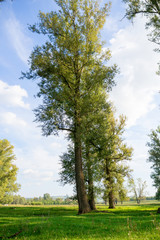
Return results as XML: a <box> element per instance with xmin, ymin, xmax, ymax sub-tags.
<box><xmin>23</xmin><ymin>0</ymin><xmax>117</xmax><ymax>213</ymax></box>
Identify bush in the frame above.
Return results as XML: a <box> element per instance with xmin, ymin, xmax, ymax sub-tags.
<box><xmin>31</xmin><ymin>202</ymin><xmax>43</xmax><ymax>205</ymax></box>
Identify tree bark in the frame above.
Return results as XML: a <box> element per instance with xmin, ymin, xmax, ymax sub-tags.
<box><xmin>108</xmin><ymin>190</ymin><xmax>115</xmax><ymax>209</ymax></box>
<box><xmin>88</xmin><ymin>178</ymin><xmax>96</xmax><ymax>210</ymax></box>
<box><xmin>86</xmin><ymin>144</ymin><xmax>96</xmax><ymax>211</ymax></box>
<box><xmin>74</xmin><ymin>120</ymin><xmax>91</xmax><ymax>214</ymax></box>
<box><xmin>105</xmin><ymin>162</ymin><xmax>115</xmax><ymax>209</ymax></box>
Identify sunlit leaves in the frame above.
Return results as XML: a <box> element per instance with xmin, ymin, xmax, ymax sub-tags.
<box><xmin>0</xmin><ymin>139</ymin><xmax>20</xmax><ymax>203</ymax></box>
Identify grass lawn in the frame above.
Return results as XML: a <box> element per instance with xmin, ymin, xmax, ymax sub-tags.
<box><xmin>0</xmin><ymin>204</ymin><xmax>160</xmax><ymax>239</ymax></box>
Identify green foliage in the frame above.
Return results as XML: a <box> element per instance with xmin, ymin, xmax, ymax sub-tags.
<box><xmin>43</xmin><ymin>193</ymin><xmax>52</xmax><ymax>201</ymax></box>
<box><xmin>23</xmin><ymin>0</ymin><xmax>117</xmax><ymax>136</ymax></box>
<box><xmin>11</xmin><ymin>195</ymin><xmax>27</xmax><ymax>205</ymax></box>
<box><xmin>0</xmin><ymin>139</ymin><xmax>20</xmax><ymax>204</ymax></box>
<box><xmin>31</xmin><ymin>202</ymin><xmax>43</xmax><ymax>205</ymax></box>
<box><xmin>59</xmin><ymin>145</ymin><xmax>75</xmax><ymax>185</ymax></box>
<box><xmin>91</xmin><ymin>110</ymin><xmax>133</xmax><ymax>207</ymax></box>
<box><xmin>155</xmin><ymin>187</ymin><xmax>160</xmax><ymax>200</ymax></box>
<box><xmin>147</xmin><ymin>126</ymin><xmax>160</xmax><ymax>199</ymax></box>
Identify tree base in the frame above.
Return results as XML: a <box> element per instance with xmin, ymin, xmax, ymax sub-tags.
<box><xmin>78</xmin><ymin>208</ymin><xmax>91</xmax><ymax>214</ymax></box>
<box><xmin>108</xmin><ymin>206</ymin><xmax>115</xmax><ymax>209</ymax></box>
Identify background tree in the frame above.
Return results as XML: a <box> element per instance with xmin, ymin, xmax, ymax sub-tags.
<box><xmin>147</xmin><ymin>126</ymin><xmax>160</xmax><ymax>200</ymax></box>
<box><xmin>43</xmin><ymin>193</ymin><xmax>52</xmax><ymax>201</ymax></box>
<box><xmin>11</xmin><ymin>195</ymin><xmax>26</xmax><ymax>205</ymax></box>
<box><xmin>123</xmin><ymin>0</ymin><xmax>160</xmax><ymax>73</ymax></box>
<box><xmin>23</xmin><ymin>0</ymin><xmax>117</xmax><ymax>214</ymax></box>
<box><xmin>129</xmin><ymin>178</ymin><xmax>147</xmax><ymax>204</ymax></box>
<box><xmin>0</xmin><ymin>139</ymin><xmax>20</xmax><ymax>204</ymax></box>
<box><xmin>100</xmin><ymin>115</ymin><xmax>132</xmax><ymax>209</ymax></box>
<box><xmin>89</xmin><ymin>109</ymin><xmax>133</xmax><ymax>209</ymax></box>
<box><xmin>118</xmin><ymin>185</ymin><xmax>128</xmax><ymax>204</ymax></box>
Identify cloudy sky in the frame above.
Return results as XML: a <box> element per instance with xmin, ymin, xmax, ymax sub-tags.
<box><xmin>0</xmin><ymin>0</ymin><xmax>159</xmax><ymax>198</ymax></box>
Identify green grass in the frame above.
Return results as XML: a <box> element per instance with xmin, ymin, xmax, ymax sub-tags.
<box><xmin>0</xmin><ymin>204</ymin><xmax>160</xmax><ymax>239</ymax></box>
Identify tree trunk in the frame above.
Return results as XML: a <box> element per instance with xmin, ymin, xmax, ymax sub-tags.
<box><xmin>74</xmin><ymin>122</ymin><xmax>91</xmax><ymax>214</ymax></box>
<box><xmin>88</xmin><ymin>179</ymin><xmax>96</xmax><ymax>210</ymax></box>
<box><xmin>86</xmin><ymin>144</ymin><xmax>96</xmax><ymax>211</ymax></box>
<box><xmin>105</xmin><ymin>162</ymin><xmax>115</xmax><ymax>209</ymax></box>
<box><xmin>108</xmin><ymin>190</ymin><xmax>115</xmax><ymax>209</ymax></box>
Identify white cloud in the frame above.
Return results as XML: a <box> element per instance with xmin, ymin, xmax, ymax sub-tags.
<box><xmin>109</xmin><ymin>17</ymin><xmax>160</xmax><ymax>127</ymax></box>
<box><xmin>23</xmin><ymin>169</ymin><xmax>54</xmax><ymax>181</ymax></box>
<box><xmin>0</xmin><ymin>112</ymin><xmax>27</xmax><ymax>127</ymax></box>
<box><xmin>16</xmin><ymin>146</ymin><xmax>61</xmax><ymax>172</ymax></box>
<box><xmin>5</xmin><ymin>15</ymin><xmax>33</xmax><ymax>64</ymax></box>
<box><xmin>0</xmin><ymin>80</ymin><xmax>29</xmax><ymax>109</ymax></box>
<box><xmin>104</xmin><ymin>17</ymin><xmax>119</xmax><ymax>33</ymax></box>
<box><xmin>50</xmin><ymin>142</ymin><xmax>63</xmax><ymax>150</ymax></box>
<box><xmin>15</xmin><ymin>145</ymin><xmax>61</xmax><ymax>184</ymax></box>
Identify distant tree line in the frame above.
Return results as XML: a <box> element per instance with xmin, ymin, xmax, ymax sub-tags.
<box><xmin>2</xmin><ymin>192</ymin><xmax>157</xmax><ymax>206</ymax></box>
<box><xmin>7</xmin><ymin>193</ymin><xmax>77</xmax><ymax>205</ymax></box>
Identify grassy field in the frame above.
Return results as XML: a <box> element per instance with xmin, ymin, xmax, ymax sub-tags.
<box><xmin>0</xmin><ymin>203</ymin><xmax>160</xmax><ymax>239</ymax></box>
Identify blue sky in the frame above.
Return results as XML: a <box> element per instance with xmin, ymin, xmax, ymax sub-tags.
<box><xmin>0</xmin><ymin>0</ymin><xmax>159</xmax><ymax>198</ymax></box>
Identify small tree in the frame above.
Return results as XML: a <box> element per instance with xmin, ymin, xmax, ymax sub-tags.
<box><xmin>118</xmin><ymin>185</ymin><xmax>128</xmax><ymax>204</ymax></box>
<box><xmin>129</xmin><ymin>178</ymin><xmax>147</xmax><ymax>204</ymax></box>
<box><xmin>43</xmin><ymin>193</ymin><xmax>52</xmax><ymax>201</ymax></box>
<box><xmin>0</xmin><ymin>139</ymin><xmax>20</xmax><ymax>204</ymax></box>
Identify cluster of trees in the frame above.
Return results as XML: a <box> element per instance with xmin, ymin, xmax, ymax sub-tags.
<box><xmin>10</xmin><ymin>193</ymin><xmax>77</xmax><ymax>205</ymax></box>
<box><xmin>22</xmin><ymin>0</ymin><xmax>134</xmax><ymax>213</ymax></box>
